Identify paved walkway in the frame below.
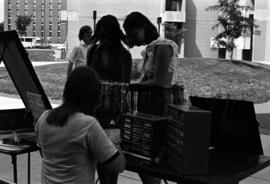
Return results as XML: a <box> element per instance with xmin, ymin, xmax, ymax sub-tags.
<box><xmin>0</xmin><ymin>61</ymin><xmax>67</xmax><ymax>68</ymax></box>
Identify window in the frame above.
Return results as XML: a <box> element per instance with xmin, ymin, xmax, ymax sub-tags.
<box><xmin>8</xmin><ymin>25</ymin><xmax>11</xmax><ymax>30</ymax></box>
<box><xmin>58</xmin><ymin>31</ymin><xmax>61</xmax><ymax>37</ymax></box>
<box><xmin>41</xmin><ymin>32</ymin><xmax>44</xmax><ymax>37</ymax></box>
<box><xmin>49</xmin><ymin>25</ymin><xmax>52</xmax><ymax>30</ymax></box>
<box><xmin>165</xmin><ymin>0</ymin><xmax>183</xmax><ymax>11</ymax></box>
<box><xmin>49</xmin><ymin>32</ymin><xmax>52</xmax><ymax>37</ymax></box>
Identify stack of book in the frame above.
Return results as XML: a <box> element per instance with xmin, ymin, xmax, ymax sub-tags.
<box><xmin>95</xmin><ymin>82</ymin><xmax>131</xmax><ymax>115</ymax></box>
<box><xmin>129</xmin><ymin>84</ymin><xmax>185</xmax><ymax>116</ymax></box>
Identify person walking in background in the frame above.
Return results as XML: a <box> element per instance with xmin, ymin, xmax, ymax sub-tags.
<box><xmin>35</xmin><ymin>66</ymin><xmax>126</xmax><ymax>184</ymax></box>
<box><xmin>66</xmin><ymin>25</ymin><xmax>93</xmax><ymax>77</ymax></box>
<box><xmin>87</xmin><ymin>14</ymin><xmax>132</xmax><ymax>83</ymax></box>
<box><xmin>86</xmin><ymin>14</ymin><xmax>132</xmax><ymax>184</ymax></box>
<box><xmin>123</xmin><ymin>11</ymin><xmax>179</xmax><ymax>184</ymax></box>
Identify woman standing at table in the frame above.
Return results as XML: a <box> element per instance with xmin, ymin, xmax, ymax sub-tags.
<box><xmin>86</xmin><ymin>14</ymin><xmax>132</xmax><ymax>184</ymax></box>
<box><xmin>123</xmin><ymin>11</ymin><xmax>179</xmax><ymax>86</ymax></box>
<box><xmin>123</xmin><ymin>11</ymin><xmax>179</xmax><ymax>184</ymax></box>
<box><xmin>87</xmin><ymin>14</ymin><xmax>132</xmax><ymax>83</ymax></box>
<box><xmin>35</xmin><ymin>66</ymin><xmax>125</xmax><ymax>184</ymax></box>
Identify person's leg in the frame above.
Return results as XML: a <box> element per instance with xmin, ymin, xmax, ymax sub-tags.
<box><xmin>138</xmin><ymin>173</ymin><xmax>161</xmax><ymax>184</ymax></box>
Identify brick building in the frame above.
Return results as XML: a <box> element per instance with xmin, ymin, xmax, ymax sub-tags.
<box><xmin>4</xmin><ymin>0</ymin><xmax>67</xmax><ymax>44</ymax></box>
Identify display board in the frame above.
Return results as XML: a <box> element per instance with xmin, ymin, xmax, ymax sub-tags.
<box><xmin>189</xmin><ymin>96</ymin><xmax>263</xmax><ymax>156</ymax></box>
<box><xmin>0</xmin><ymin>30</ymin><xmax>52</xmax><ymax>126</ymax></box>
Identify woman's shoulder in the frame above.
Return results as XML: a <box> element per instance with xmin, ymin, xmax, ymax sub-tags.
<box><xmin>72</xmin><ymin>113</ymin><xmax>98</xmax><ymax>125</ymax></box>
<box><xmin>150</xmin><ymin>38</ymin><xmax>178</xmax><ymax>47</ymax></box>
<box><xmin>149</xmin><ymin>38</ymin><xmax>179</xmax><ymax>55</ymax></box>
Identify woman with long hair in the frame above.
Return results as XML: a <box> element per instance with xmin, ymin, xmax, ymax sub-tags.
<box><xmin>123</xmin><ymin>11</ymin><xmax>179</xmax><ymax>86</ymax></box>
<box><xmin>123</xmin><ymin>11</ymin><xmax>179</xmax><ymax>184</ymax></box>
<box><xmin>87</xmin><ymin>14</ymin><xmax>132</xmax><ymax>83</ymax></box>
<box><xmin>35</xmin><ymin>66</ymin><xmax>125</xmax><ymax>184</ymax></box>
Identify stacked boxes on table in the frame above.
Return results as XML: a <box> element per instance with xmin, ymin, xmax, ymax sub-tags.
<box><xmin>165</xmin><ymin>104</ymin><xmax>211</xmax><ymax>175</ymax></box>
<box><xmin>119</xmin><ymin>112</ymin><xmax>168</xmax><ymax>161</ymax></box>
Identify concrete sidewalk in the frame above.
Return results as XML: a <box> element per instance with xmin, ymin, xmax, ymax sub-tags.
<box><xmin>0</xmin><ymin>61</ymin><xmax>67</xmax><ymax>68</ymax></box>
<box><xmin>0</xmin><ymin>95</ymin><xmax>270</xmax><ymax>184</ymax></box>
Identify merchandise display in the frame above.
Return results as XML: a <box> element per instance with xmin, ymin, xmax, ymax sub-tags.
<box><xmin>165</xmin><ymin>104</ymin><xmax>211</xmax><ymax>175</ymax></box>
<box><xmin>119</xmin><ymin>112</ymin><xmax>168</xmax><ymax>161</ymax></box>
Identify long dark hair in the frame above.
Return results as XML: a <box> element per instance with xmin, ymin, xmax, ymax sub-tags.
<box><xmin>47</xmin><ymin>66</ymin><xmax>101</xmax><ymax>127</ymax></box>
<box><xmin>91</xmin><ymin>14</ymin><xmax>127</xmax><ymax>47</ymax></box>
<box><xmin>87</xmin><ymin>15</ymin><xmax>129</xmax><ymax>79</ymax></box>
<box><xmin>123</xmin><ymin>11</ymin><xmax>159</xmax><ymax>45</ymax></box>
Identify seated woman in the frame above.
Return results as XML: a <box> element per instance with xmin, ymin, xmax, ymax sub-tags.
<box><xmin>35</xmin><ymin>66</ymin><xmax>125</xmax><ymax>184</ymax></box>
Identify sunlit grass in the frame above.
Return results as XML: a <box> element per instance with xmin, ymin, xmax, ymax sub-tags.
<box><xmin>1</xmin><ymin>58</ymin><xmax>270</xmax><ymax>104</ymax></box>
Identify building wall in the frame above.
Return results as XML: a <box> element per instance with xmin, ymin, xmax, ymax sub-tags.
<box><xmin>67</xmin><ymin>0</ymin><xmax>161</xmax><ymax>58</ymax></box>
<box><xmin>4</xmin><ymin>0</ymin><xmax>67</xmax><ymax>44</ymax></box>
<box><xmin>253</xmin><ymin>0</ymin><xmax>269</xmax><ymax>62</ymax></box>
<box><xmin>65</xmin><ymin>0</ymin><xmax>269</xmax><ymax>61</ymax></box>
<box><xmin>184</xmin><ymin>0</ymin><xmax>219</xmax><ymax>58</ymax></box>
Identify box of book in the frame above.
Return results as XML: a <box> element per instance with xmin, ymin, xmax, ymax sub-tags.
<box><xmin>165</xmin><ymin>104</ymin><xmax>211</xmax><ymax>175</ymax></box>
<box><xmin>119</xmin><ymin>112</ymin><xmax>168</xmax><ymax>161</ymax></box>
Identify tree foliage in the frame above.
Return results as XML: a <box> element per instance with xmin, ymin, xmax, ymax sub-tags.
<box><xmin>206</xmin><ymin>0</ymin><xmax>261</xmax><ymax>60</ymax></box>
<box><xmin>15</xmin><ymin>15</ymin><xmax>32</xmax><ymax>36</ymax></box>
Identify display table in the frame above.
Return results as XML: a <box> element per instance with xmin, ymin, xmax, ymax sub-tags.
<box><xmin>0</xmin><ymin>140</ymin><xmax>38</xmax><ymax>184</ymax></box>
<box><xmin>125</xmin><ymin>150</ymin><xmax>270</xmax><ymax>184</ymax></box>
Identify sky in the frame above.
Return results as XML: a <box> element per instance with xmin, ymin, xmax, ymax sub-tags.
<box><xmin>0</xmin><ymin>0</ymin><xmax>3</xmax><ymax>22</ymax></box>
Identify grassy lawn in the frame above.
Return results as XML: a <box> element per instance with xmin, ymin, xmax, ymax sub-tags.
<box><xmin>1</xmin><ymin>58</ymin><xmax>270</xmax><ymax>104</ymax></box>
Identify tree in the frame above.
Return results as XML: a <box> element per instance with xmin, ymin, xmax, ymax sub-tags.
<box><xmin>0</xmin><ymin>22</ymin><xmax>4</xmax><ymax>32</ymax></box>
<box><xmin>206</xmin><ymin>0</ymin><xmax>261</xmax><ymax>60</ymax></box>
<box><xmin>15</xmin><ymin>15</ymin><xmax>32</xmax><ymax>36</ymax></box>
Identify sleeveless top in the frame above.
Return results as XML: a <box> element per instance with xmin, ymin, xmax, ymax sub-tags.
<box><xmin>141</xmin><ymin>38</ymin><xmax>179</xmax><ymax>83</ymax></box>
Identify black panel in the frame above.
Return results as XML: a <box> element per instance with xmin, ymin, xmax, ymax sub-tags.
<box><xmin>189</xmin><ymin>96</ymin><xmax>263</xmax><ymax>156</ymax></box>
<box><xmin>0</xmin><ymin>30</ymin><xmax>52</xmax><ymax>132</ymax></box>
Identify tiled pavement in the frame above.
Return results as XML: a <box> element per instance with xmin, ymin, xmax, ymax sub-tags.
<box><xmin>0</xmin><ymin>96</ymin><xmax>270</xmax><ymax>183</ymax></box>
